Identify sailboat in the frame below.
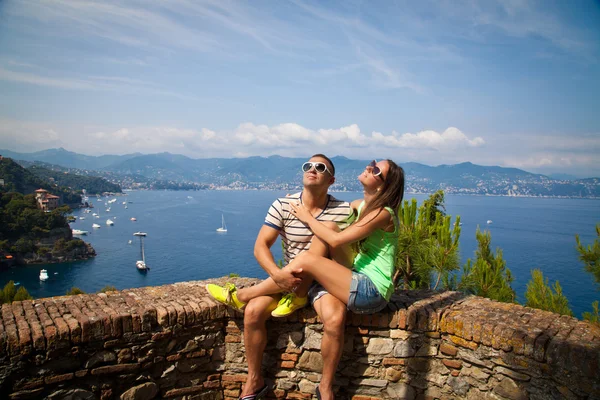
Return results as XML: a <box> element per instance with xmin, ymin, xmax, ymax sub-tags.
<box><xmin>134</xmin><ymin>232</ymin><xmax>149</xmax><ymax>271</ymax></box>
<box><xmin>216</xmin><ymin>214</ymin><xmax>227</xmax><ymax>233</ymax></box>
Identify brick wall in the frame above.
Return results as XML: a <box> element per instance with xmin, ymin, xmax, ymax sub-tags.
<box><xmin>0</xmin><ymin>277</ymin><xmax>598</xmax><ymax>399</ymax></box>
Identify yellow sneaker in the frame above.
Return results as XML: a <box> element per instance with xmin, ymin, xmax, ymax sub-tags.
<box><xmin>271</xmin><ymin>293</ymin><xmax>307</xmax><ymax>317</ymax></box>
<box><xmin>206</xmin><ymin>283</ymin><xmax>246</xmax><ymax>311</ymax></box>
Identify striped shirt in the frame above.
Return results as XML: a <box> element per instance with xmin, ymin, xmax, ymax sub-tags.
<box><xmin>264</xmin><ymin>192</ymin><xmax>353</xmax><ymax>265</ymax></box>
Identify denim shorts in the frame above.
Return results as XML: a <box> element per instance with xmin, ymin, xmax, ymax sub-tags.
<box><xmin>347</xmin><ymin>272</ymin><xmax>388</xmax><ymax>314</ymax></box>
<box><xmin>307</xmin><ymin>282</ymin><xmax>329</xmax><ymax>305</ymax></box>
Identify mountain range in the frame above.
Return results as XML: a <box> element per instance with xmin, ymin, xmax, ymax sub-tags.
<box><xmin>1</xmin><ymin>148</ymin><xmax>598</xmax><ymax>198</ymax></box>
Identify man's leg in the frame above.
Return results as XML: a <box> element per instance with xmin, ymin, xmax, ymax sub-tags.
<box><xmin>313</xmin><ymin>294</ymin><xmax>346</xmax><ymax>400</ymax></box>
<box><xmin>241</xmin><ymin>295</ymin><xmax>278</xmax><ymax>397</ymax></box>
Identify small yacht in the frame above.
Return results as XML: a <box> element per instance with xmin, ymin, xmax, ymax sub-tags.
<box><xmin>216</xmin><ymin>214</ymin><xmax>227</xmax><ymax>233</ymax></box>
<box><xmin>92</xmin><ymin>223</ymin><xmax>101</xmax><ymax>229</ymax></box>
<box><xmin>106</xmin><ymin>219</ymin><xmax>114</xmax><ymax>226</ymax></box>
<box><xmin>79</xmin><ymin>217</ymin><xmax>85</xmax><ymax>220</ymax></box>
<box><xmin>39</xmin><ymin>269</ymin><xmax>49</xmax><ymax>281</ymax></box>
<box><xmin>130</xmin><ymin>217</ymin><xmax>137</xmax><ymax>221</ymax></box>
<box><xmin>72</xmin><ymin>229</ymin><xmax>89</xmax><ymax>235</ymax></box>
<box><xmin>486</xmin><ymin>220</ymin><xmax>493</xmax><ymax>224</ymax></box>
<box><xmin>135</xmin><ymin>233</ymin><xmax>149</xmax><ymax>271</ymax></box>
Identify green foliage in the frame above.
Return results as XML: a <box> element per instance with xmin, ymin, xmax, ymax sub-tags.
<box><xmin>66</xmin><ymin>287</ymin><xmax>85</xmax><ymax>295</ymax></box>
<box><xmin>525</xmin><ymin>269</ymin><xmax>573</xmax><ymax>316</ymax></box>
<box><xmin>0</xmin><ymin>281</ymin><xmax>32</xmax><ymax>304</ymax></box>
<box><xmin>459</xmin><ymin>228</ymin><xmax>516</xmax><ymax>303</ymax></box>
<box><xmin>576</xmin><ymin>224</ymin><xmax>600</xmax><ymax>325</ymax></box>
<box><xmin>0</xmin><ymin>281</ymin><xmax>17</xmax><ymax>304</ymax></box>
<box><xmin>13</xmin><ymin>286</ymin><xmax>33</xmax><ymax>301</ymax></box>
<box><xmin>99</xmin><ymin>286</ymin><xmax>117</xmax><ymax>293</ymax></box>
<box><xmin>576</xmin><ymin>224</ymin><xmax>600</xmax><ymax>289</ymax></box>
<box><xmin>395</xmin><ymin>192</ymin><xmax>461</xmax><ymax>290</ymax></box>
<box><xmin>422</xmin><ymin>190</ymin><xmax>446</xmax><ymax>225</ymax></box>
<box><xmin>583</xmin><ymin>301</ymin><xmax>599</xmax><ymax>324</ymax></box>
<box><xmin>0</xmin><ymin>157</ymin><xmax>81</xmax><ymax>203</ymax></box>
<box><xmin>27</xmin><ymin>164</ymin><xmax>122</xmax><ymax>194</ymax></box>
<box><xmin>431</xmin><ymin>213</ymin><xmax>461</xmax><ymax>290</ymax></box>
<box><xmin>396</xmin><ymin>198</ymin><xmax>434</xmax><ymax>289</ymax></box>
<box><xmin>228</xmin><ymin>273</ymin><xmax>240</xmax><ymax>278</ymax></box>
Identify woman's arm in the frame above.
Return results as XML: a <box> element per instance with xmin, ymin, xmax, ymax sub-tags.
<box><xmin>291</xmin><ymin>201</ymin><xmax>390</xmax><ymax>248</ymax></box>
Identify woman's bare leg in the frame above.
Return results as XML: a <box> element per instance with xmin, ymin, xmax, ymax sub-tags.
<box><xmin>283</xmin><ymin>252</ymin><xmax>353</xmax><ymax>305</ymax></box>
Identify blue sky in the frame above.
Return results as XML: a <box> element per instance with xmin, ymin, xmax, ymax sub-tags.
<box><xmin>0</xmin><ymin>0</ymin><xmax>598</xmax><ymax>177</ymax></box>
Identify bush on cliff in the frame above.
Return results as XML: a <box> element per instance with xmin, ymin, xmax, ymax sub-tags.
<box><xmin>66</xmin><ymin>287</ymin><xmax>85</xmax><ymax>295</ymax></box>
<box><xmin>0</xmin><ymin>281</ymin><xmax>32</xmax><ymax>304</ymax></box>
<box><xmin>457</xmin><ymin>228</ymin><xmax>516</xmax><ymax>303</ymax></box>
<box><xmin>577</xmin><ymin>224</ymin><xmax>600</xmax><ymax>324</ymax></box>
<box><xmin>525</xmin><ymin>269</ymin><xmax>573</xmax><ymax>316</ymax></box>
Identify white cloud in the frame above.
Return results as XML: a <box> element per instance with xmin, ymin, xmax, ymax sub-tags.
<box><xmin>1</xmin><ymin>118</ymin><xmax>598</xmax><ymax>176</ymax></box>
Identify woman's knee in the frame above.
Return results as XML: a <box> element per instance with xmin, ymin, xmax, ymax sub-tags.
<box><xmin>321</xmin><ymin>305</ymin><xmax>346</xmax><ymax>334</ymax></box>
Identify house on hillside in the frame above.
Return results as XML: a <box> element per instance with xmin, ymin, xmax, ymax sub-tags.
<box><xmin>35</xmin><ymin>188</ymin><xmax>60</xmax><ymax>211</ymax></box>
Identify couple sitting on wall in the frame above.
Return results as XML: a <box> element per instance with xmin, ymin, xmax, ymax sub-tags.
<box><xmin>207</xmin><ymin>154</ymin><xmax>405</xmax><ymax>400</ymax></box>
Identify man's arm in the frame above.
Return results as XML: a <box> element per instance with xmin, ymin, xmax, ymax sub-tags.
<box><xmin>254</xmin><ymin>225</ymin><xmax>302</xmax><ymax>291</ymax></box>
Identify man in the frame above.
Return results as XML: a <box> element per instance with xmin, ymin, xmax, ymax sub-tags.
<box><xmin>208</xmin><ymin>154</ymin><xmax>352</xmax><ymax>400</ymax></box>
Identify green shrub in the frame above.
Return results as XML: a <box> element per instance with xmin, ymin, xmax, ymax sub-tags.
<box><xmin>66</xmin><ymin>287</ymin><xmax>85</xmax><ymax>296</ymax></box>
<box><xmin>99</xmin><ymin>286</ymin><xmax>117</xmax><ymax>293</ymax></box>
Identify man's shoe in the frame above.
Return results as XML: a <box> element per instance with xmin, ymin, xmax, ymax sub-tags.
<box><xmin>271</xmin><ymin>293</ymin><xmax>307</xmax><ymax>317</ymax></box>
<box><xmin>206</xmin><ymin>283</ymin><xmax>246</xmax><ymax>311</ymax></box>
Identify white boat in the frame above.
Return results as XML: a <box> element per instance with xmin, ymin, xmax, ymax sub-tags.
<box><xmin>92</xmin><ymin>223</ymin><xmax>101</xmax><ymax>229</ymax></box>
<box><xmin>128</xmin><ymin>240</ymin><xmax>132</xmax><ymax>244</ymax></box>
<box><xmin>72</xmin><ymin>229</ymin><xmax>89</xmax><ymax>235</ymax></box>
<box><xmin>130</xmin><ymin>217</ymin><xmax>137</xmax><ymax>221</ymax></box>
<box><xmin>106</xmin><ymin>208</ymin><xmax>111</xmax><ymax>212</ymax></box>
<box><xmin>487</xmin><ymin>220</ymin><xmax>493</xmax><ymax>224</ymax></box>
<box><xmin>39</xmin><ymin>269</ymin><xmax>49</xmax><ymax>281</ymax></box>
<box><xmin>122</xmin><ymin>201</ymin><xmax>127</xmax><ymax>205</ymax></box>
<box><xmin>216</xmin><ymin>214</ymin><xmax>227</xmax><ymax>233</ymax></box>
<box><xmin>106</xmin><ymin>219</ymin><xmax>114</xmax><ymax>226</ymax></box>
<box><xmin>79</xmin><ymin>217</ymin><xmax>85</xmax><ymax>220</ymax></box>
<box><xmin>92</xmin><ymin>213</ymin><xmax>97</xmax><ymax>216</ymax></box>
<box><xmin>135</xmin><ymin>233</ymin><xmax>149</xmax><ymax>271</ymax></box>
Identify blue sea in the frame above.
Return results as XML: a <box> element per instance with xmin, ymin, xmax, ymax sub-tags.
<box><xmin>1</xmin><ymin>191</ymin><xmax>599</xmax><ymax>318</ymax></box>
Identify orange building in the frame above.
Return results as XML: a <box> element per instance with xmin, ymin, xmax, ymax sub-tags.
<box><xmin>35</xmin><ymin>189</ymin><xmax>60</xmax><ymax>211</ymax></box>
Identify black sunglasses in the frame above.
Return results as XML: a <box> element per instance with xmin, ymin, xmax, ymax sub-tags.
<box><xmin>368</xmin><ymin>160</ymin><xmax>384</xmax><ymax>180</ymax></box>
<box><xmin>302</xmin><ymin>161</ymin><xmax>332</xmax><ymax>175</ymax></box>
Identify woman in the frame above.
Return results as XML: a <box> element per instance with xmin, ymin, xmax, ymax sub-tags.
<box><xmin>207</xmin><ymin>159</ymin><xmax>404</xmax><ymax>316</ymax></box>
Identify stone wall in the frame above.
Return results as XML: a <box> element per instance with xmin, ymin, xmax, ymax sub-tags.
<box><xmin>0</xmin><ymin>277</ymin><xmax>598</xmax><ymax>400</ymax></box>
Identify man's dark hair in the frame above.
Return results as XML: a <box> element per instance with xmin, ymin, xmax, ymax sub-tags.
<box><xmin>311</xmin><ymin>153</ymin><xmax>335</xmax><ymax>176</ymax></box>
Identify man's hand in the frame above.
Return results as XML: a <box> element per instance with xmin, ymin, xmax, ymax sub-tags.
<box><xmin>273</xmin><ymin>269</ymin><xmax>302</xmax><ymax>291</ymax></box>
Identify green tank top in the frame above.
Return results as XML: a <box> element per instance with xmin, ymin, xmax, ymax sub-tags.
<box><xmin>353</xmin><ymin>202</ymin><xmax>399</xmax><ymax>301</ymax></box>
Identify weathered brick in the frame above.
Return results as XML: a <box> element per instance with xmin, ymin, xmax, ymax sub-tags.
<box><xmin>448</xmin><ymin>334</ymin><xmax>478</xmax><ymax>351</ymax></box>
<box><xmin>442</xmin><ymin>359</ymin><xmax>463</xmax><ymax>369</ymax></box>
<box><xmin>440</xmin><ymin>343</ymin><xmax>458</xmax><ymax>356</ymax></box>
<box><xmin>44</xmin><ymin>373</ymin><xmax>74</xmax><ymax>385</ymax></box>
<box><xmin>91</xmin><ymin>363</ymin><xmax>139</xmax><ymax>375</ymax></box>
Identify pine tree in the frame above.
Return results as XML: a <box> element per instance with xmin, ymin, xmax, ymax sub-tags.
<box><xmin>525</xmin><ymin>269</ymin><xmax>573</xmax><ymax>316</ymax></box>
<box><xmin>431</xmin><ymin>213</ymin><xmax>461</xmax><ymax>290</ymax></box>
<box><xmin>576</xmin><ymin>224</ymin><xmax>600</xmax><ymax>288</ymax></box>
<box><xmin>395</xmin><ymin>198</ymin><xmax>434</xmax><ymax>289</ymax></box>
<box><xmin>576</xmin><ymin>224</ymin><xmax>600</xmax><ymax>324</ymax></box>
<box><xmin>459</xmin><ymin>227</ymin><xmax>516</xmax><ymax>303</ymax></box>
<box><xmin>13</xmin><ymin>286</ymin><xmax>33</xmax><ymax>302</ymax></box>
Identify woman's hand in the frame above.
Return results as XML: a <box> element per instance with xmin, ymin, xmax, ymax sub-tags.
<box><xmin>290</xmin><ymin>201</ymin><xmax>313</xmax><ymax>224</ymax></box>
